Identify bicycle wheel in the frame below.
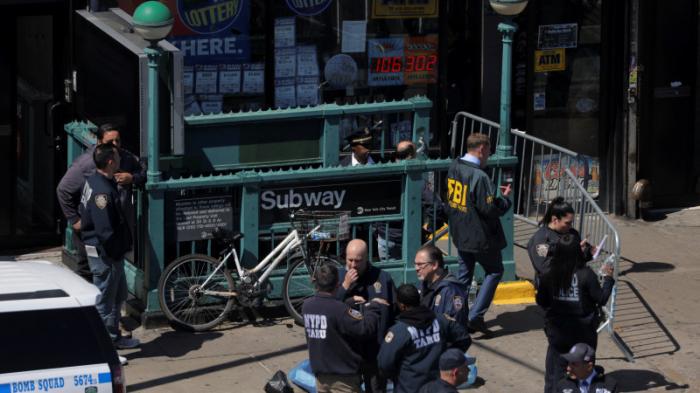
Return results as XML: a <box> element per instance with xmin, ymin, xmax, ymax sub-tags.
<box><xmin>282</xmin><ymin>255</ymin><xmax>342</xmax><ymax>326</ymax></box>
<box><xmin>158</xmin><ymin>253</ymin><xmax>236</xmax><ymax>331</ymax></box>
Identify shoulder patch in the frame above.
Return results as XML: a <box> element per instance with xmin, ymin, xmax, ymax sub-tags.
<box><xmin>348</xmin><ymin>308</ymin><xmax>363</xmax><ymax>320</ymax></box>
<box><xmin>536</xmin><ymin>243</ymin><xmax>549</xmax><ymax>257</ymax></box>
<box><xmin>434</xmin><ymin>294</ymin><xmax>442</xmax><ymax>306</ymax></box>
<box><xmin>373</xmin><ymin>281</ymin><xmax>382</xmax><ymax>293</ymax></box>
<box><xmin>95</xmin><ymin>194</ymin><xmax>109</xmax><ymax>209</ymax></box>
<box><xmin>384</xmin><ymin>331</ymin><xmax>394</xmax><ymax>343</ymax></box>
<box><xmin>443</xmin><ymin>313</ymin><xmax>456</xmax><ymax>321</ymax></box>
<box><xmin>486</xmin><ymin>195</ymin><xmax>494</xmax><ymax>204</ymax></box>
<box><xmin>453</xmin><ymin>296</ymin><xmax>464</xmax><ymax>310</ymax></box>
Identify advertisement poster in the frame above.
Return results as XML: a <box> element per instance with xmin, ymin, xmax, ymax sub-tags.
<box><xmin>275</xmin><ymin>47</ymin><xmax>297</xmax><ymax>78</ymax></box>
<box><xmin>372</xmin><ymin>0</ymin><xmax>438</xmax><ymax>19</ymax></box>
<box><xmin>259</xmin><ymin>178</ymin><xmax>402</xmax><ymax>225</ymax></box>
<box><xmin>274</xmin><ymin>17</ymin><xmax>296</xmax><ymax>48</ymax></box>
<box><xmin>341</xmin><ymin>20</ymin><xmax>367</xmax><ymax>53</ymax></box>
<box><xmin>296</xmin><ymin>46</ymin><xmax>319</xmax><ymax>77</ymax></box>
<box><xmin>404</xmin><ymin>35</ymin><xmax>438</xmax><ymax>85</ymax></box>
<box><xmin>296</xmin><ymin>76</ymin><xmax>319</xmax><ymax>106</ymax></box>
<box><xmin>200</xmin><ymin>95</ymin><xmax>223</xmax><ymax>114</ymax></box>
<box><xmin>368</xmin><ymin>37</ymin><xmax>404</xmax><ymax>86</ymax></box>
<box><xmin>195</xmin><ymin>64</ymin><xmax>218</xmax><ymax>94</ymax></box>
<box><xmin>275</xmin><ymin>77</ymin><xmax>296</xmax><ymax>108</ymax></box>
<box><xmin>534</xmin><ymin>48</ymin><xmax>566</xmax><ymax>73</ymax></box>
<box><xmin>164</xmin><ymin>0</ymin><xmax>251</xmax><ymax>65</ymax></box>
<box><xmin>218</xmin><ymin>64</ymin><xmax>242</xmax><ymax>94</ymax></box>
<box><xmin>534</xmin><ymin>91</ymin><xmax>546</xmax><ymax>111</ymax></box>
<box><xmin>532</xmin><ymin>154</ymin><xmax>600</xmax><ymax>203</ymax></box>
<box><xmin>242</xmin><ymin>63</ymin><xmax>265</xmax><ymax>94</ymax></box>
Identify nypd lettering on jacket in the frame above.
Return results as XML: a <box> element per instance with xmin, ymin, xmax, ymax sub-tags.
<box><xmin>407</xmin><ymin>319</ymin><xmax>441</xmax><ymax>349</ymax></box>
<box><xmin>304</xmin><ymin>314</ymin><xmax>327</xmax><ymax>339</ymax></box>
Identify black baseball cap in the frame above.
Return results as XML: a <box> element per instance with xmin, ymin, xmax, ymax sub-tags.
<box><xmin>439</xmin><ymin>348</ymin><xmax>470</xmax><ymax>371</ymax></box>
<box><xmin>562</xmin><ymin>343</ymin><xmax>595</xmax><ymax>363</ymax></box>
<box><xmin>345</xmin><ymin>129</ymin><xmax>373</xmax><ymax>147</ymax></box>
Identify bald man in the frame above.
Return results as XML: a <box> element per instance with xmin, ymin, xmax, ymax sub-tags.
<box><xmin>337</xmin><ymin>239</ymin><xmax>397</xmax><ymax>393</ymax></box>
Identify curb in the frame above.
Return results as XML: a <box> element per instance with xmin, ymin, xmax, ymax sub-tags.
<box><xmin>492</xmin><ymin>280</ymin><xmax>536</xmax><ymax>305</ymax></box>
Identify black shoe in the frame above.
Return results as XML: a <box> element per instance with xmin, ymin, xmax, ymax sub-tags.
<box><xmin>467</xmin><ymin>318</ymin><xmax>489</xmax><ymax>334</ymax></box>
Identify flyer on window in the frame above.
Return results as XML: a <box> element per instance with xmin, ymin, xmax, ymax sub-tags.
<box><xmin>183</xmin><ymin>66</ymin><xmax>194</xmax><ymax>95</ymax></box>
<box><xmin>296</xmin><ymin>76</ymin><xmax>319</xmax><ymax>106</ymax></box>
<box><xmin>275</xmin><ymin>77</ymin><xmax>296</xmax><ymax>108</ymax></box>
<box><xmin>341</xmin><ymin>20</ymin><xmax>367</xmax><ymax>53</ymax></box>
<box><xmin>297</xmin><ymin>45</ymin><xmax>319</xmax><ymax>77</ymax></box>
<box><xmin>218</xmin><ymin>64</ymin><xmax>242</xmax><ymax>94</ymax></box>
<box><xmin>275</xmin><ymin>47</ymin><xmax>297</xmax><ymax>78</ymax></box>
<box><xmin>200</xmin><ymin>94</ymin><xmax>223</xmax><ymax>114</ymax></box>
<box><xmin>195</xmin><ymin>64</ymin><xmax>218</xmax><ymax>94</ymax></box>
<box><xmin>274</xmin><ymin>17</ymin><xmax>296</xmax><ymax>48</ymax></box>
<box><xmin>242</xmin><ymin>63</ymin><xmax>265</xmax><ymax>94</ymax></box>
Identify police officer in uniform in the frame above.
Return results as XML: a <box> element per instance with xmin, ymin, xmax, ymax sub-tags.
<box><xmin>337</xmin><ymin>239</ymin><xmax>396</xmax><ymax>393</ymax></box>
<box><xmin>536</xmin><ymin>235</ymin><xmax>614</xmax><ymax>393</ymax></box>
<box><xmin>79</xmin><ymin>143</ymin><xmax>139</xmax><ymax>349</ymax></box>
<box><xmin>445</xmin><ymin>133</ymin><xmax>512</xmax><ymax>334</ymax></box>
<box><xmin>527</xmin><ymin>196</ymin><xmax>594</xmax><ymax>287</ymax></box>
<box><xmin>377</xmin><ymin>284</ymin><xmax>471</xmax><ymax>393</ymax></box>
<box><xmin>340</xmin><ymin>129</ymin><xmax>376</xmax><ymax>167</ymax></box>
<box><xmin>57</xmin><ymin>123</ymin><xmax>146</xmax><ymax>280</ymax></box>
<box><xmin>418</xmin><ymin>348</ymin><xmax>472</xmax><ymax>393</ymax></box>
<box><xmin>303</xmin><ymin>263</ymin><xmax>389</xmax><ymax>393</ymax></box>
<box><xmin>416</xmin><ymin>245</ymin><xmax>468</xmax><ymax>326</ymax></box>
<box><xmin>556</xmin><ymin>343</ymin><xmax>618</xmax><ymax>393</ymax></box>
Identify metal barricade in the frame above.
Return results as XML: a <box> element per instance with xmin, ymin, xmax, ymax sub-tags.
<box><xmin>448</xmin><ymin>111</ymin><xmax>633</xmax><ymax>361</ymax></box>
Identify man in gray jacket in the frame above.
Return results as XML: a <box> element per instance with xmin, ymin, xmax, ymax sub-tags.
<box><xmin>56</xmin><ymin>123</ymin><xmax>146</xmax><ymax>280</ymax></box>
<box><xmin>445</xmin><ymin>133</ymin><xmax>511</xmax><ymax>334</ymax></box>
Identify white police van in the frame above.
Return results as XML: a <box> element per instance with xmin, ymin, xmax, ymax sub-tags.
<box><xmin>0</xmin><ymin>261</ymin><xmax>125</xmax><ymax>393</ymax></box>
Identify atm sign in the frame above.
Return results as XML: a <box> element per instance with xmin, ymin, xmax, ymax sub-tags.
<box><xmin>534</xmin><ymin>48</ymin><xmax>566</xmax><ymax>72</ymax></box>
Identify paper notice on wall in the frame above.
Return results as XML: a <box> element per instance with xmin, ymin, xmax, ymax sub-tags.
<box><xmin>275</xmin><ymin>47</ymin><xmax>297</xmax><ymax>78</ymax></box>
<box><xmin>195</xmin><ymin>64</ymin><xmax>218</xmax><ymax>94</ymax></box>
<box><xmin>218</xmin><ymin>64</ymin><xmax>241</xmax><ymax>94</ymax></box>
<box><xmin>297</xmin><ymin>45</ymin><xmax>319</xmax><ymax>76</ymax></box>
<box><xmin>534</xmin><ymin>91</ymin><xmax>546</xmax><ymax>111</ymax></box>
<box><xmin>242</xmin><ymin>63</ymin><xmax>265</xmax><ymax>94</ymax></box>
<box><xmin>275</xmin><ymin>77</ymin><xmax>296</xmax><ymax>108</ymax></box>
<box><xmin>296</xmin><ymin>76</ymin><xmax>319</xmax><ymax>106</ymax></box>
<box><xmin>341</xmin><ymin>20</ymin><xmax>367</xmax><ymax>53</ymax></box>
<box><xmin>275</xmin><ymin>17</ymin><xmax>296</xmax><ymax>48</ymax></box>
<box><xmin>183</xmin><ymin>66</ymin><xmax>194</xmax><ymax>95</ymax></box>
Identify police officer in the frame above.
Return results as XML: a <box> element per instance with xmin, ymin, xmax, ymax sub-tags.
<box><xmin>416</xmin><ymin>244</ymin><xmax>468</xmax><ymax>326</ymax></box>
<box><xmin>445</xmin><ymin>133</ymin><xmax>512</xmax><ymax>334</ymax></box>
<box><xmin>340</xmin><ymin>129</ymin><xmax>375</xmax><ymax>166</ymax></box>
<box><xmin>527</xmin><ymin>196</ymin><xmax>595</xmax><ymax>287</ymax></box>
<box><xmin>303</xmin><ymin>263</ymin><xmax>389</xmax><ymax>393</ymax></box>
<box><xmin>57</xmin><ymin>123</ymin><xmax>146</xmax><ymax>281</ymax></box>
<box><xmin>536</xmin><ymin>235</ymin><xmax>615</xmax><ymax>393</ymax></box>
<box><xmin>418</xmin><ymin>348</ymin><xmax>472</xmax><ymax>393</ymax></box>
<box><xmin>79</xmin><ymin>143</ymin><xmax>139</xmax><ymax>350</ymax></box>
<box><xmin>556</xmin><ymin>343</ymin><xmax>618</xmax><ymax>393</ymax></box>
<box><xmin>377</xmin><ymin>284</ymin><xmax>471</xmax><ymax>393</ymax></box>
<box><xmin>337</xmin><ymin>239</ymin><xmax>396</xmax><ymax>393</ymax></box>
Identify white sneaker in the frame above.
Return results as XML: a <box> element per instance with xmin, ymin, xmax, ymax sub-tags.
<box><xmin>115</xmin><ymin>336</ymin><xmax>140</xmax><ymax>349</ymax></box>
<box><xmin>119</xmin><ymin>355</ymin><xmax>128</xmax><ymax>366</ymax></box>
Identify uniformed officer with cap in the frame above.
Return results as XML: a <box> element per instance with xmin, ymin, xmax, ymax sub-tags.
<box><xmin>555</xmin><ymin>343</ymin><xmax>618</xmax><ymax>393</ymax></box>
<box><xmin>302</xmin><ymin>263</ymin><xmax>389</xmax><ymax>393</ymax></box>
<box><xmin>79</xmin><ymin>143</ymin><xmax>139</xmax><ymax>349</ymax></box>
<box><xmin>416</xmin><ymin>244</ymin><xmax>468</xmax><ymax>326</ymax></box>
<box><xmin>340</xmin><ymin>128</ymin><xmax>375</xmax><ymax>166</ymax></box>
<box><xmin>377</xmin><ymin>284</ymin><xmax>471</xmax><ymax>393</ymax></box>
<box><xmin>418</xmin><ymin>348</ymin><xmax>473</xmax><ymax>393</ymax></box>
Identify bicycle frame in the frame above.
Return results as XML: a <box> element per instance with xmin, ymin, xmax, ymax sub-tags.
<box><xmin>200</xmin><ymin>224</ymin><xmax>321</xmax><ymax>294</ymax></box>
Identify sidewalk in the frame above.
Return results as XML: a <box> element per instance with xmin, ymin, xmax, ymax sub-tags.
<box><xmin>5</xmin><ymin>212</ymin><xmax>697</xmax><ymax>392</ymax></box>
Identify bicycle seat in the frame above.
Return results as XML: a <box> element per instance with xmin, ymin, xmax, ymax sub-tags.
<box><xmin>212</xmin><ymin>228</ymin><xmax>244</xmax><ymax>243</ymax></box>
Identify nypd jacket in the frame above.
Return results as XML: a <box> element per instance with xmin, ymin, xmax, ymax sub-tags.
<box><xmin>377</xmin><ymin>306</ymin><xmax>471</xmax><ymax>393</ymax></box>
<box><xmin>555</xmin><ymin>366</ymin><xmax>618</xmax><ymax>393</ymax></box>
<box><xmin>536</xmin><ymin>267</ymin><xmax>615</xmax><ymax>320</ymax></box>
<box><xmin>420</xmin><ymin>271</ymin><xmax>468</xmax><ymax>326</ymax></box>
<box><xmin>302</xmin><ymin>292</ymin><xmax>383</xmax><ymax>375</ymax></box>
<box><xmin>78</xmin><ymin>172</ymin><xmax>132</xmax><ymax>261</ymax></box>
<box><xmin>337</xmin><ymin>264</ymin><xmax>396</xmax><ymax>356</ymax></box>
<box><xmin>445</xmin><ymin>159</ymin><xmax>511</xmax><ymax>253</ymax></box>
<box><xmin>57</xmin><ymin>145</ymin><xmax>145</xmax><ymax>225</ymax></box>
<box><xmin>418</xmin><ymin>378</ymin><xmax>458</xmax><ymax>393</ymax></box>
<box><xmin>527</xmin><ymin>226</ymin><xmax>592</xmax><ymax>280</ymax></box>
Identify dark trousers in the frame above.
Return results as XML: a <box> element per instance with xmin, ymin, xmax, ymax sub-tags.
<box><xmin>543</xmin><ymin>316</ymin><xmax>599</xmax><ymax>393</ymax></box>
<box><xmin>361</xmin><ymin>361</ymin><xmax>387</xmax><ymax>393</ymax></box>
<box><xmin>71</xmin><ymin>230</ymin><xmax>93</xmax><ymax>282</ymax></box>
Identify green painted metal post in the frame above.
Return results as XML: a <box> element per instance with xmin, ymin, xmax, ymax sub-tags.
<box><xmin>410</xmin><ymin>98</ymin><xmax>431</xmax><ymax>149</ymax></box>
<box><xmin>240</xmin><ymin>184</ymin><xmax>260</xmax><ymax>267</ymax></box>
<box><xmin>401</xmin><ymin>163</ymin><xmax>424</xmax><ymax>284</ymax></box>
<box><xmin>322</xmin><ymin>105</ymin><xmax>343</xmax><ymax>166</ymax></box>
<box><xmin>145</xmin><ymin>46</ymin><xmax>165</xmax><ymax>312</ymax></box>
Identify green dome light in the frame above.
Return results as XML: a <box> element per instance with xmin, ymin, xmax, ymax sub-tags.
<box><xmin>133</xmin><ymin>1</ymin><xmax>174</xmax><ymax>42</ymax></box>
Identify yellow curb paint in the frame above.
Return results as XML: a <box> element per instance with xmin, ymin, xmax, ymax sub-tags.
<box><xmin>492</xmin><ymin>280</ymin><xmax>536</xmax><ymax>305</ymax></box>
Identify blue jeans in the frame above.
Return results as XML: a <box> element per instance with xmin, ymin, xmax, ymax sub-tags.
<box><xmin>88</xmin><ymin>254</ymin><xmax>127</xmax><ymax>342</ymax></box>
<box><xmin>457</xmin><ymin>250</ymin><xmax>504</xmax><ymax>322</ymax></box>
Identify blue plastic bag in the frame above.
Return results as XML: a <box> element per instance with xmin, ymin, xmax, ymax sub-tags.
<box><xmin>289</xmin><ymin>359</ymin><xmax>316</xmax><ymax>393</ymax></box>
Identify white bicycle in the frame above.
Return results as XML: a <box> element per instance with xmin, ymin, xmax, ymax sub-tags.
<box><xmin>158</xmin><ymin>210</ymin><xmax>348</xmax><ymax>331</ymax></box>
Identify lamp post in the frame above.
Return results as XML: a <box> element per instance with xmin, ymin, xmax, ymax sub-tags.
<box><xmin>132</xmin><ymin>1</ymin><xmax>173</xmax><ymax>315</ymax></box>
<box><xmin>132</xmin><ymin>0</ymin><xmax>174</xmax><ymax>183</ymax></box>
<box><xmin>489</xmin><ymin>0</ymin><xmax>528</xmax><ymax>159</ymax></box>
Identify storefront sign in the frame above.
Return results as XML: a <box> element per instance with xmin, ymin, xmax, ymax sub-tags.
<box><xmin>537</xmin><ymin>23</ymin><xmax>578</xmax><ymax>49</ymax></box>
<box><xmin>368</xmin><ymin>37</ymin><xmax>404</xmax><ymax>86</ymax></box>
<box><xmin>175</xmin><ymin>196</ymin><xmax>234</xmax><ymax>241</ymax></box>
<box><xmin>285</xmin><ymin>0</ymin><xmax>333</xmax><ymax>16</ymax></box>
<box><xmin>260</xmin><ymin>179</ymin><xmax>402</xmax><ymax>225</ymax></box>
<box><xmin>534</xmin><ymin>48</ymin><xmax>566</xmax><ymax>72</ymax></box>
<box><xmin>372</xmin><ymin>0</ymin><xmax>438</xmax><ymax>19</ymax></box>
